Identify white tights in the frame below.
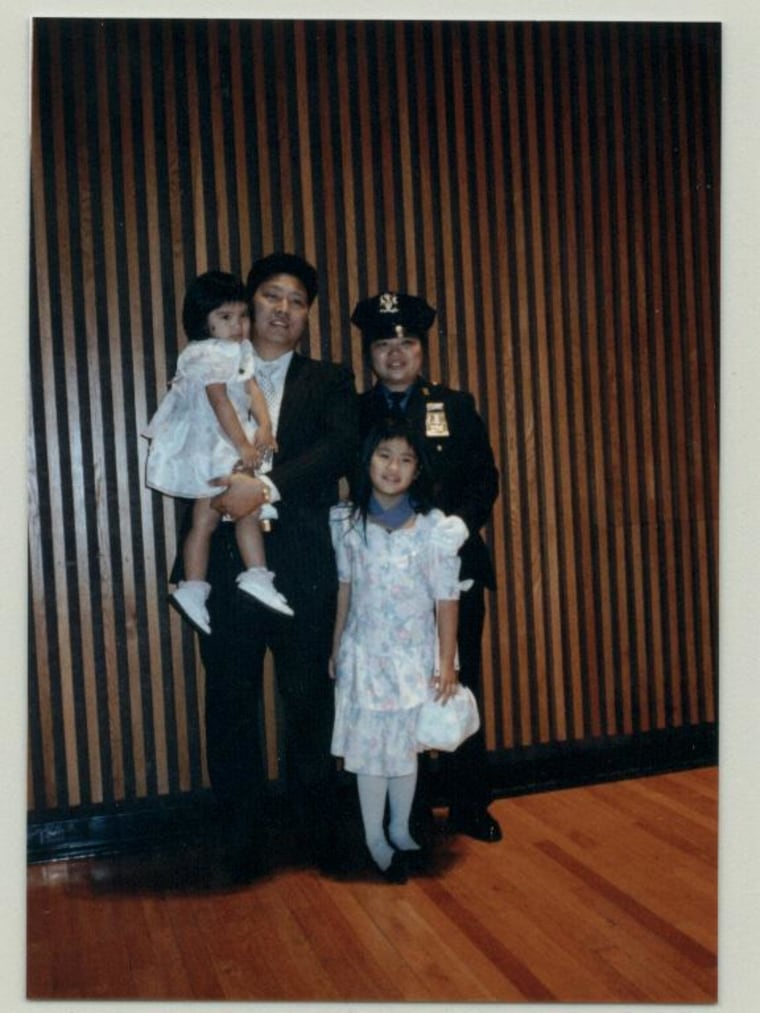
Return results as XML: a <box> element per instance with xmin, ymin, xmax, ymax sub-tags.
<box><xmin>356</xmin><ymin>768</ymin><xmax>421</xmax><ymax>872</ymax></box>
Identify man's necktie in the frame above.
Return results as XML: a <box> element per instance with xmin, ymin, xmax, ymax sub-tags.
<box><xmin>257</xmin><ymin>363</ymin><xmax>278</xmax><ymax>414</ymax></box>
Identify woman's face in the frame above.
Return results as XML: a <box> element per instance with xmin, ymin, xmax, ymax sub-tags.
<box><xmin>369</xmin><ymin>437</ymin><xmax>419</xmax><ymax>503</ymax></box>
<box><xmin>369</xmin><ymin>335</ymin><xmax>424</xmax><ymax>391</ymax></box>
<box><xmin>251</xmin><ymin>273</ymin><xmax>310</xmax><ymax>357</ymax></box>
<box><xmin>207</xmin><ymin>301</ymin><xmax>251</xmax><ymax>343</ymax></box>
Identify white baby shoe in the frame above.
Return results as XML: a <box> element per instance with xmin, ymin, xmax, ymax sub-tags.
<box><xmin>236</xmin><ymin>567</ymin><xmax>294</xmax><ymax>616</ymax></box>
<box><xmin>170</xmin><ymin>580</ymin><xmax>211</xmax><ymax>634</ymax></box>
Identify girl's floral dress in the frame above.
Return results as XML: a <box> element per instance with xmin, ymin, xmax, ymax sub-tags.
<box><xmin>329</xmin><ymin>505</ymin><xmax>467</xmax><ymax>776</ymax></box>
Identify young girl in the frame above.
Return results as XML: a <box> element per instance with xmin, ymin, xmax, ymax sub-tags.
<box><xmin>143</xmin><ymin>270</ymin><xmax>293</xmax><ymax>635</ymax></box>
<box><xmin>329</xmin><ymin>417</ymin><xmax>469</xmax><ymax>883</ymax></box>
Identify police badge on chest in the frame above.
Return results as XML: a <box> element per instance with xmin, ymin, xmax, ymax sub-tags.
<box><xmin>425</xmin><ymin>402</ymin><xmax>450</xmax><ymax>437</ymax></box>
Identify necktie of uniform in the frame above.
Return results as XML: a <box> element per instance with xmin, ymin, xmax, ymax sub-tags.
<box><xmin>388</xmin><ymin>391</ymin><xmax>406</xmax><ymax>417</ymax></box>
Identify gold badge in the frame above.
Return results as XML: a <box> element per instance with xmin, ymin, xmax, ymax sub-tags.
<box><xmin>425</xmin><ymin>402</ymin><xmax>449</xmax><ymax>437</ymax></box>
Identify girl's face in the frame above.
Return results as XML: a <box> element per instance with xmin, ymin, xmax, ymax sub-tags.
<box><xmin>369</xmin><ymin>437</ymin><xmax>419</xmax><ymax>504</ymax></box>
<box><xmin>207</xmin><ymin>301</ymin><xmax>251</xmax><ymax>343</ymax></box>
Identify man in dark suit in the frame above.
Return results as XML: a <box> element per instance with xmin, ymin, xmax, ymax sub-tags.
<box><xmin>352</xmin><ymin>291</ymin><xmax>502</xmax><ymax>843</ymax></box>
<box><xmin>201</xmin><ymin>253</ymin><xmax>359</xmax><ymax>878</ymax></box>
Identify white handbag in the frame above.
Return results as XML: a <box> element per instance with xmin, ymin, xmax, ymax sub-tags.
<box><xmin>415</xmin><ymin>684</ymin><xmax>480</xmax><ymax>752</ymax></box>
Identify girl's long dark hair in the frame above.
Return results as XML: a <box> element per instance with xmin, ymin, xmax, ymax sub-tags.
<box><xmin>351</xmin><ymin>416</ymin><xmax>434</xmax><ymax>531</ymax></box>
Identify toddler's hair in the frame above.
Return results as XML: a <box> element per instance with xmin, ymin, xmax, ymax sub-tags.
<box><xmin>182</xmin><ymin>271</ymin><xmax>248</xmax><ymax>340</ymax></box>
<box><xmin>351</xmin><ymin>415</ymin><xmax>434</xmax><ymax>530</ymax></box>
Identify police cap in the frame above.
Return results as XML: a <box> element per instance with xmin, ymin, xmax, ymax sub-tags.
<box><xmin>351</xmin><ymin>292</ymin><xmax>436</xmax><ymax>352</ymax></box>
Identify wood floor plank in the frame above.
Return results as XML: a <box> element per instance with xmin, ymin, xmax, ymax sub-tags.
<box><xmin>535</xmin><ymin>840</ymin><xmax>716</xmax><ymax>998</ymax></box>
<box><xmin>312</xmin><ymin>875</ymin><xmax>439</xmax><ymax>999</ymax></box>
<box><xmin>272</xmin><ymin>871</ymin><xmax>400</xmax><ymax>1000</ymax></box>
<box><xmin>437</xmin><ymin>838</ymin><xmax>652</xmax><ymax>1002</ymax></box>
<box><xmin>161</xmin><ymin>899</ymin><xmax>228</xmax><ymax>999</ymax></box>
<box><xmin>188</xmin><ymin>882</ymin><xmax>288</xmax><ymax>999</ymax></box>
<box><xmin>347</xmin><ymin>877</ymin><xmax>523</xmax><ymax>1001</ymax></box>
<box><xmin>26</xmin><ymin>767</ymin><xmax>718</xmax><ymax>1002</ymax></box>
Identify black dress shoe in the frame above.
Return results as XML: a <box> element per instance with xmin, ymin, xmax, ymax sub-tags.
<box><xmin>371</xmin><ymin>849</ymin><xmax>408</xmax><ymax>884</ymax></box>
<box><xmin>448</xmin><ymin>807</ymin><xmax>503</xmax><ymax>843</ymax></box>
<box><xmin>390</xmin><ymin>842</ymin><xmax>432</xmax><ymax>874</ymax></box>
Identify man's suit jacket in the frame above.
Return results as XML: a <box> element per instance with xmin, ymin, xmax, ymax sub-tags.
<box><xmin>358</xmin><ymin>379</ymin><xmax>499</xmax><ymax>588</ymax></box>
<box><xmin>262</xmin><ymin>353</ymin><xmax>359</xmax><ymax>598</ymax></box>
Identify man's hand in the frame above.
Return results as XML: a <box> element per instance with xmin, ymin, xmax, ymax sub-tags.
<box><xmin>209</xmin><ymin>472</ymin><xmax>269</xmax><ymax>521</ymax></box>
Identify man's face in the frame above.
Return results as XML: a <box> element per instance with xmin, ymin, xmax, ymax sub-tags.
<box><xmin>251</xmin><ymin>273</ymin><xmax>310</xmax><ymax>357</ymax></box>
<box><xmin>369</xmin><ymin>334</ymin><xmax>424</xmax><ymax>391</ymax></box>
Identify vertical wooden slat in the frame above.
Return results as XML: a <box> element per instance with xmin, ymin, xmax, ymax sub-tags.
<box><xmin>431</xmin><ymin>23</ymin><xmax>460</xmax><ymax>392</ymax></box>
<box><xmin>484</xmin><ymin>24</ymin><xmax>523</xmax><ymax>751</ymax></box>
<box><xmin>530</xmin><ymin>23</ymin><xmax>567</xmax><ymax>743</ymax></box>
<box><xmin>646</xmin><ymin>26</ymin><xmax>684</xmax><ymax>730</ymax></box>
<box><xmin>28</xmin><ymin>20</ymin><xmax>720</xmax><ymax>822</ymax></box>
<box><xmin>410</xmin><ymin>23</ymin><xmax>441</xmax><ymax>379</ymax></box>
<box><xmin>30</xmin><ymin>33</ymin><xmax>63</xmax><ymax>809</ymax></box>
<box><xmin>47</xmin><ymin>24</ymin><xmax>85</xmax><ymax>806</ymax></box>
<box><xmin>293</xmin><ymin>20</ymin><xmax>319</xmax><ymax>354</ymax></box>
<box><xmin>672</xmin><ymin>24</ymin><xmax>711</xmax><ymax>727</ymax></box>
<box><xmin>538</xmin><ymin>22</ymin><xmax>582</xmax><ymax>741</ymax></box>
<box><xmin>465</xmin><ymin>23</ymin><xmax>503</xmax><ymax>751</ymax></box>
<box><xmin>617</xmin><ymin>24</ymin><xmax>654</xmax><ymax>735</ymax></box>
<box><xmin>228</xmin><ymin>24</ymin><xmax>253</xmax><ymax>275</ymax></box>
<box><xmin>206</xmin><ymin>22</ymin><xmax>232</xmax><ymax>268</ymax></box>
<box><xmin>554</xmin><ymin>23</ymin><xmax>597</xmax><ymax>742</ymax></box>
<box><xmin>313</xmin><ymin>22</ymin><xmax>344</xmax><ymax>364</ymax></box>
<box><xmin>686</xmin><ymin>24</ymin><xmax>719</xmax><ymax>724</ymax></box>
<box><xmin>577</xmin><ymin>22</ymin><xmax>619</xmax><ymax>738</ymax></box>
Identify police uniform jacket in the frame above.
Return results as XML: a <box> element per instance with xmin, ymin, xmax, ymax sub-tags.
<box><xmin>358</xmin><ymin>379</ymin><xmax>499</xmax><ymax>589</ymax></box>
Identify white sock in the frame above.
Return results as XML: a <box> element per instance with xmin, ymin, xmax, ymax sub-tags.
<box><xmin>356</xmin><ymin>774</ymin><xmax>394</xmax><ymax>871</ymax></box>
<box><xmin>387</xmin><ymin>768</ymin><xmax>420</xmax><ymax>851</ymax></box>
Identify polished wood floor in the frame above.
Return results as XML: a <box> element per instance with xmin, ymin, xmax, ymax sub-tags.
<box><xmin>27</xmin><ymin>767</ymin><xmax>717</xmax><ymax>1002</ymax></box>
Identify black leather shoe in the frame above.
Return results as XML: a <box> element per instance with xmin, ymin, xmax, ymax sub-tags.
<box><xmin>448</xmin><ymin>808</ymin><xmax>503</xmax><ymax>843</ymax></box>
<box><xmin>390</xmin><ymin>841</ymin><xmax>432</xmax><ymax>874</ymax></box>
<box><xmin>371</xmin><ymin>849</ymin><xmax>408</xmax><ymax>884</ymax></box>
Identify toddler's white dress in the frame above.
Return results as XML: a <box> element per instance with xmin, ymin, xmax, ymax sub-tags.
<box><xmin>329</xmin><ymin>505</ymin><xmax>468</xmax><ymax>776</ymax></box>
<box><xmin>143</xmin><ymin>338</ymin><xmax>256</xmax><ymax>498</ymax></box>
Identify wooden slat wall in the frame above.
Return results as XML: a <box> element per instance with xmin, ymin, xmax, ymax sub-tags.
<box><xmin>28</xmin><ymin>19</ymin><xmax>720</xmax><ymax>817</ymax></box>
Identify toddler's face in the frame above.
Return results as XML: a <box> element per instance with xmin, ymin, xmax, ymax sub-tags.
<box><xmin>207</xmin><ymin>301</ymin><xmax>251</xmax><ymax>343</ymax></box>
<box><xmin>370</xmin><ymin>438</ymin><xmax>419</xmax><ymax>500</ymax></box>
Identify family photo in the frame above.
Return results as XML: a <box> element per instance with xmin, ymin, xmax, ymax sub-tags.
<box><xmin>25</xmin><ymin>14</ymin><xmax>720</xmax><ymax>1005</ymax></box>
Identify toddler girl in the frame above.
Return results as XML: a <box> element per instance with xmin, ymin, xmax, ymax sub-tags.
<box><xmin>329</xmin><ymin>417</ymin><xmax>468</xmax><ymax>883</ymax></box>
<box><xmin>143</xmin><ymin>270</ymin><xmax>293</xmax><ymax>634</ymax></box>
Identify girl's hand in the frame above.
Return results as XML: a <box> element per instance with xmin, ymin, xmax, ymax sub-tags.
<box><xmin>433</xmin><ymin>662</ymin><xmax>459</xmax><ymax>703</ymax></box>
<box><xmin>253</xmin><ymin>425</ymin><xmax>278</xmax><ymax>454</ymax></box>
<box><xmin>236</xmin><ymin>441</ymin><xmax>262</xmax><ymax>471</ymax></box>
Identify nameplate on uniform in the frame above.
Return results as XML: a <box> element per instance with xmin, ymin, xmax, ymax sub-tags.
<box><xmin>425</xmin><ymin>402</ymin><xmax>450</xmax><ymax>437</ymax></box>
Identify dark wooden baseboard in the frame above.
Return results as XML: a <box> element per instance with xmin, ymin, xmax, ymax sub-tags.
<box><xmin>27</xmin><ymin>723</ymin><xmax>717</xmax><ymax>865</ymax></box>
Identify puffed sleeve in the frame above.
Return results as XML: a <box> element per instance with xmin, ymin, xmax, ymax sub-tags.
<box><xmin>175</xmin><ymin>338</ymin><xmax>246</xmax><ymax>385</ymax></box>
<box><xmin>429</xmin><ymin>511</ymin><xmax>470</xmax><ymax>600</ymax></box>
<box><xmin>329</xmin><ymin>503</ymin><xmax>354</xmax><ymax>583</ymax></box>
